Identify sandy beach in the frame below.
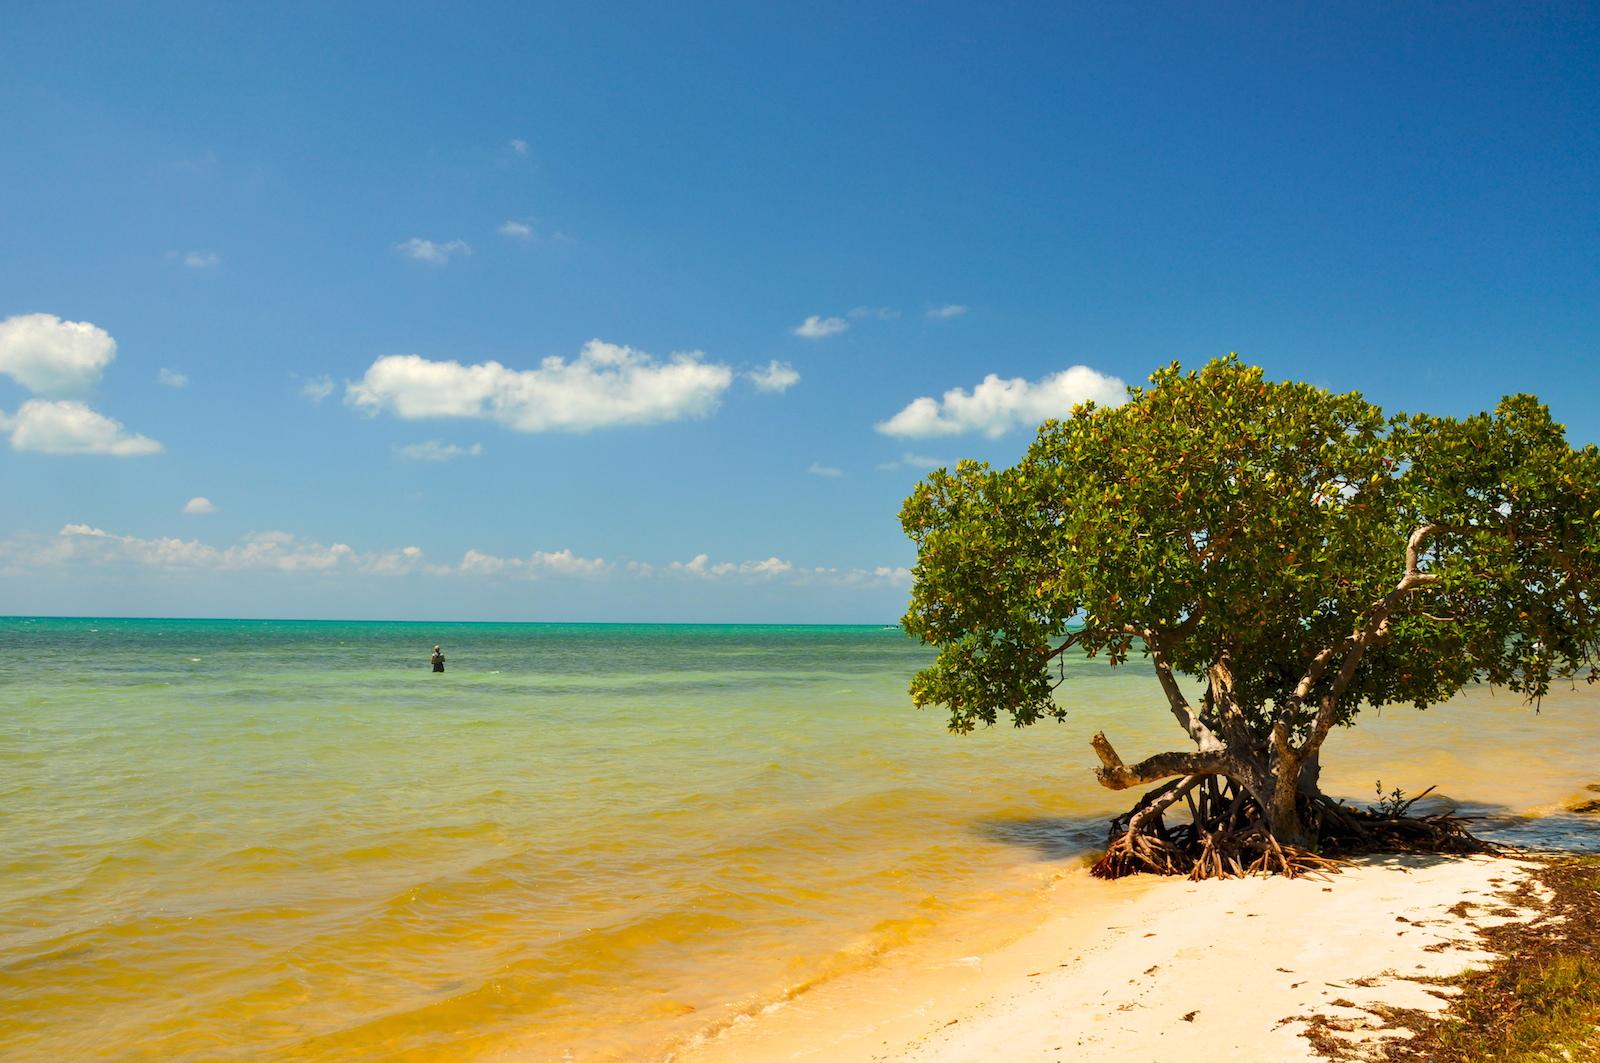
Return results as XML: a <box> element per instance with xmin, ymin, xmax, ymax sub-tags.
<box><xmin>681</xmin><ymin>854</ymin><xmax>1545</xmax><ymax>1062</ymax></box>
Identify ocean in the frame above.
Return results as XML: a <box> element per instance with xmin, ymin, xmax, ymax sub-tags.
<box><xmin>2</xmin><ymin>618</ymin><xmax>1597</xmax><ymax>1061</ymax></box>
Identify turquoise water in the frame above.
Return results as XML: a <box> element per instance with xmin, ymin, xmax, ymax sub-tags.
<box><xmin>2</xmin><ymin>618</ymin><xmax>1597</xmax><ymax>1061</ymax></box>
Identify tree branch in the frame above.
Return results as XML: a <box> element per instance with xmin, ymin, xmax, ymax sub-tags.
<box><xmin>1270</xmin><ymin>714</ymin><xmax>1296</xmax><ymax>769</ymax></box>
<box><xmin>1405</xmin><ymin>522</ymin><xmax>1444</xmax><ymax>575</ymax></box>
<box><xmin>1295</xmin><ymin>522</ymin><xmax>1457</xmax><ymax>757</ymax></box>
<box><xmin>1125</xmin><ymin>626</ymin><xmax>1225</xmax><ymax>752</ymax></box>
<box><xmin>1291</xmin><ymin>645</ymin><xmax>1342</xmax><ymax>703</ymax></box>
<box><xmin>1090</xmin><ymin>731</ymin><xmax>1230</xmax><ymax>791</ymax></box>
<box><xmin>1045</xmin><ymin>631</ymin><xmax>1081</xmax><ymax>661</ymax></box>
<box><xmin>1206</xmin><ymin>660</ymin><xmax>1256</xmax><ymax>753</ymax></box>
<box><xmin>1129</xmin><ymin>774</ymin><xmax>1205</xmax><ymax>833</ymax></box>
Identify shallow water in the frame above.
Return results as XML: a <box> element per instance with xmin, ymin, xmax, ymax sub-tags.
<box><xmin>1</xmin><ymin>618</ymin><xmax>1596</xmax><ymax>1061</ymax></box>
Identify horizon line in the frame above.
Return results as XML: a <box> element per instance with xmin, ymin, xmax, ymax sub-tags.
<box><xmin>1</xmin><ymin>613</ymin><xmax>906</xmax><ymax>627</ymax></box>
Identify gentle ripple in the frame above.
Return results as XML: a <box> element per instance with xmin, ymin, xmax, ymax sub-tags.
<box><xmin>1</xmin><ymin>618</ymin><xmax>1597</xmax><ymax>1061</ymax></box>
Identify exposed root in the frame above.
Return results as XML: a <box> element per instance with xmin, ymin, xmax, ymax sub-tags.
<box><xmin>1090</xmin><ymin>775</ymin><xmax>1491</xmax><ymax>881</ymax></box>
<box><xmin>1313</xmin><ymin>791</ymin><xmax>1490</xmax><ymax>860</ymax></box>
<box><xmin>1094</xmin><ymin>828</ymin><xmax>1189</xmax><ymax>879</ymax></box>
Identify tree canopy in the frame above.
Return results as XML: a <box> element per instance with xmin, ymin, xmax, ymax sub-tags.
<box><xmin>900</xmin><ymin>356</ymin><xmax>1600</xmax><ymax>864</ymax></box>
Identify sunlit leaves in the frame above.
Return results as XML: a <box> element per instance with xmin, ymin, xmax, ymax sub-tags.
<box><xmin>901</xmin><ymin>355</ymin><xmax>1600</xmax><ymax>740</ymax></box>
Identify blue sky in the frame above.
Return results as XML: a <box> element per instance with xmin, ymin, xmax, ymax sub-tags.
<box><xmin>1</xmin><ymin>2</ymin><xmax>1596</xmax><ymax>622</ymax></box>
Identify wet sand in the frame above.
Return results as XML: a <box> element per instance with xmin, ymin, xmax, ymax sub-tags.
<box><xmin>681</xmin><ymin>854</ymin><xmax>1546</xmax><ymax>1062</ymax></box>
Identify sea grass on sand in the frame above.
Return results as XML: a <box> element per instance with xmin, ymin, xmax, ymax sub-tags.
<box><xmin>1304</xmin><ymin>853</ymin><xmax>1600</xmax><ymax>1062</ymax></box>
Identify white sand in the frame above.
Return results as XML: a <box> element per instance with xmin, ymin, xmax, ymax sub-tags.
<box><xmin>680</xmin><ymin>854</ymin><xmax>1544</xmax><ymax>1063</ymax></box>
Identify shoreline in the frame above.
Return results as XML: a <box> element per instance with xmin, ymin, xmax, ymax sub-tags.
<box><xmin>677</xmin><ymin>853</ymin><xmax>1545</xmax><ymax>1062</ymax></box>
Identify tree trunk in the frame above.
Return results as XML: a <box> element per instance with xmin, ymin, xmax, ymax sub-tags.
<box><xmin>1229</xmin><ymin>754</ymin><xmax>1311</xmax><ymax>848</ymax></box>
<box><xmin>1263</xmin><ymin>781</ymin><xmax>1309</xmax><ymax>847</ymax></box>
<box><xmin>1297</xmin><ymin>749</ymin><xmax>1323</xmax><ymax>798</ymax></box>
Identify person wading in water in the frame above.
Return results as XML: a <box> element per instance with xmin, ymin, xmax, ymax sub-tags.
<box><xmin>430</xmin><ymin>645</ymin><xmax>445</xmax><ymax>673</ymax></box>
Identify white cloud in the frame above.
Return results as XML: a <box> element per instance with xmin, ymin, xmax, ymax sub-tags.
<box><xmin>497</xmin><ymin>220</ymin><xmax>533</xmax><ymax>240</ymax></box>
<box><xmin>458</xmin><ymin>548</ymin><xmax>512</xmax><ymax>575</ymax></box>
<box><xmin>395</xmin><ymin>238</ymin><xmax>472</xmax><ymax>265</ymax></box>
<box><xmin>877</xmin><ymin>366</ymin><xmax>1127</xmax><ymax>438</ymax></box>
<box><xmin>6</xmin><ymin>522</ymin><xmax>916</xmax><ymax>595</ymax></box>
<box><xmin>347</xmin><ymin>340</ymin><xmax>734</xmax><ymax>433</ymax></box>
<box><xmin>876</xmin><ymin>452</ymin><xmax>950</xmax><ymax>471</ymax></box>
<box><xmin>182</xmin><ymin>497</ymin><xmax>216</xmax><ymax>515</ymax></box>
<box><xmin>360</xmin><ymin>545</ymin><xmax>432</xmax><ymax>576</ymax></box>
<box><xmin>671</xmin><ymin>554</ymin><xmax>712</xmax><ymax>576</ymax></box>
<box><xmin>158</xmin><ymin>367</ymin><xmax>189</xmax><ymax>388</ymax></box>
<box><xmin>182</xmin><ymin>251</ymin><xmax>221</xmax><ymax>270</ymax></box>
<box><xmin>55</xmin><ymin>524</ymin><xmax>353</xmax><ymax>571</ymax></box>
<box><xmin>42</xmin><ymin>525</ymin><xmax>441</xmax><ymax>577</ymax></box>
<box><xmin>457</xmin><ymin>547</ymin><xmax>610</xmax><ymax>578</ymax></box>
<box><xmin>300</xmin><ymin>375</ymin><xmax>335</xmax><ymax>403</ymax></box>
<box><xmin>0</xmin><ymin>316</ymin><xmax>161</xmax><ymax>457</ymax></box>
<box><xmin>4</xmin><ymin>400</ymin><xmax>162</xmax><ymax>456</ymax></box>
<box><xmin>926</xmin><ymin>304</ymin><xmax>968</xmax><ymax>319</ymax></box>
<box><xmin>794</xmin><ymin>565</ymin><xmax>914</xmax><ymax>589</ymax></box>
<box><xmin>792</xmin><ymin>315</ymin><xmax>848</xmax><ymax>339</ymax></box>
<box><xmin>848</xmin><ymin>306</ymin><xmax>900</xmax><ymax>320</ymax></box>
<box><xmin>669</xmin><ymin>553</ymin><xmax>794</xmax><ymax>579</ymax></box>
<box><xmin>529</xmin><ymin>548</ymin><xmax>608</xmax><ymax>576</ymax></box>
<box><xmin>35</xmin><ymin>525</ymin><xmax>614</xmax><ymax>579</ymax></box>
<box><xmin>657</xmin><ymin>556</ymin><xmax>910</xmax><ymax>588</ymax></box>
<box><xmin>509</xmin><ymin>138</ymin><xmax>529</xmax><ymax>155</ymax></box>
<box><xmin>807</xmin><ymin>462</ymin><xmax>844</xmax><ymax>477</ymax></box>
<box><xmin>395</xmin><ymin>440</ymin><xmax>484</xmax><ymax>461</ymax></box>
<box><xmin>747</xmin><ymin>360</ymin><xmax>800</xmax><ymax>393</ymax></box>
<box><xmin>0</xmin><ymin>313</ymin><xmax>118</xmax><ymax>394</ymax></box>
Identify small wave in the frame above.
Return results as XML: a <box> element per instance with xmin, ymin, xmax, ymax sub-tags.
<box><xmin>976</xmin><ymin>814</ymin><xmax>1107</xmax><ymax>861</ymax></box>
<box><xmin>669</xmin><ymin>905</ymin><xmax>942</xmax><ymax>1057</ymax></box>
<box><xmin>1</xmin><ymin>942</ymin><xmax>96</xmax><ymax>974</ymax></box>
<box><xmin>1476</xmin><ymin>811</ymin><xmax>1600</xmax><ymax>852</ymax></box>
<box><xmin>208</xmin><ymin>844</ymin><xmax>306</xmax><ymax>875</ymax></box>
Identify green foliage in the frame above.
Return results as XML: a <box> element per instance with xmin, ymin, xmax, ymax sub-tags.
<box><xmin>901</xmin><ymin>356</ymin><xmax>1600</xmax><ymax>743</ymax></box>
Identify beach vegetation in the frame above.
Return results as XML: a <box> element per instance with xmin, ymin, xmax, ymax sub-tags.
<box><xmin>900</xmin><ymin>356</ymin><xmax>1600</xmax><ymax>877</ymax></box>
<box><xmin>1308</xmin><ymin>854</ymin><xmax>1600</xmax><ymax>1061</ymax></box>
